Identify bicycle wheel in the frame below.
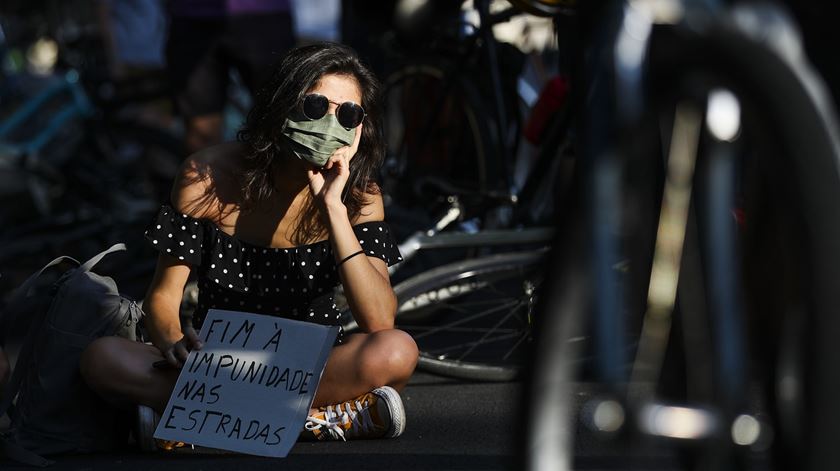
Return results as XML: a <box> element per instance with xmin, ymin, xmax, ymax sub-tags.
<box><xmin>344</xmin><ymin>250</ymin><xmax>547</xmax><ymax>381</ymax></box>
<box><xmin>381</xmin><ymin>61</ymin><xmax>498</xmax><ymax>221</ymax></box>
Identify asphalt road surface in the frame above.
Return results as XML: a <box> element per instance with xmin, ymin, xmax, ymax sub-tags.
<box><xmin>1</xmin><ymin>369</ymin><xmax>774</xmax><ymax>471</ymax></box>
<box><xmin>2</xmin><ymin>372</ymin><xmax>523</xmax><ymax>471</ymax></box>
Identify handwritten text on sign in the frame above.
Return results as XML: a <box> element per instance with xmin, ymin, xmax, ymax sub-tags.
<box><xmin>154</xmin><ymin>309</ymin><xmax>338</xmax><ymax>457</ymax></box>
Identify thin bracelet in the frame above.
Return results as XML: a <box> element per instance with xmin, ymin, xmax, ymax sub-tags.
<box><xmin>336</xmin><ymin>249</ymin><xmax>365</xmax><ymax>268</ymax></box>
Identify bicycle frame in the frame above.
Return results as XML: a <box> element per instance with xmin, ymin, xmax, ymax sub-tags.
<box><xmin>0</xmin><ymin>70</ymin><xmax>93</xmax><ymax>156</ymax></box>
<box><xmin>383</xmin><ymin>1</ymin><xmax>567</xmax><ymax>276</ymax></box>
<box><xmin>388</xmin><ymin>0</ymin><xmax>528</xmax><ymax>201</ymax></box>
<box><xmin>475</xmin><ymin>0</ymin><xmax>516</xmax><ymax>193</ymax></box>
<box><xmin>583</xmin><ymin>0</ymin><xmax>734</xmax><ymax>393</ymax></box>
<box><xmin>388</xmin><ymin>196</ymin><xmax>554</xmax><ymax>276</ymax></box>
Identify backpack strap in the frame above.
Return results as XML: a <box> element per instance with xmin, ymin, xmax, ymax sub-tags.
<box><xmin>22</xmin><ymin>256</ymin><xmax>80</xmax><ymax>297</ymax></box>
<box><xmin>79</xmin><ymin>243</ymin><xmax>126</xmax><ymax>273</ymax></box>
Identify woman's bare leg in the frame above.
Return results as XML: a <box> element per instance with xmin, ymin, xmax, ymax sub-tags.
<box><xmin>80</xmin><ymin>336</ymin><xmax>179</xmax><ymax>414</ymax></box>
<box><xmin>81</xmin><ymin>329</ymin><xmax>418</xmax><ymax>415</ymax></box>
<box><xmin>310</xmin><ymin>329</ymin><xmax>418</xmax><ymax>409</ymax></box>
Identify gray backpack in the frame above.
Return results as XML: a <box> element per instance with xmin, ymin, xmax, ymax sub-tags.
<box><xmin>0</xmin><ymin>243</ymin><xmax>143</xmax><ymax>467</ymax></box>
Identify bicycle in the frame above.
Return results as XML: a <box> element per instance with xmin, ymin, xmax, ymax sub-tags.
<box><xmin>379</xmin><ymin>0</ymin><xmax>556</xmax><ymax>234</ymax></box>
<box><xmin>328</xmin><ymin>0</ymin><xmax>578</xmax><ymax>382</ymax></box>
<box><xmin>524</xmin><ymin>1</ymin><xmax>840</xmax><ymax>470</ymax></box>
<box><xmin>328</xmin><ymin>22</ymin><xmax>571</xmax><ymax>385</ymax></box>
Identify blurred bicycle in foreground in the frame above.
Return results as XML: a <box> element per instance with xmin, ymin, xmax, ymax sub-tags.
<box><xmin>525</xmin><ymin>0</ymin><xmax>840</xmax><ymax>470</ymax></box>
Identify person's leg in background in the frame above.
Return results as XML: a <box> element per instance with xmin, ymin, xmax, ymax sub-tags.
<box><xmin>165</xmin><ymin>17</ymin><xmax>229</xmax><ymax>154</ymax></box>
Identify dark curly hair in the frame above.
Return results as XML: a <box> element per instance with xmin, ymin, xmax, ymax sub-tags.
<box><xmin>236</xmin><ymin>42</ymin><xmax>385</xmax><ymax>242</ymax></box>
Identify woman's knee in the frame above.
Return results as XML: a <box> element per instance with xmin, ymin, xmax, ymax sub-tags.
<box><xmin>80</xmin><ymin>336</ymin><xmax>130</xmax><ymax>393</ymax></box>
<box><xmin>359</xmin><ymin>329</ymin><xmax>419</xmax><ymax>384</ymax></box>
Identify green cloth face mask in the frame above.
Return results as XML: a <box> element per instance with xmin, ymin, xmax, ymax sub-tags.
<box><xmin>281</xmin><ymin>113</ymin><xmax>356</xmax><ymax>167</ymax></box>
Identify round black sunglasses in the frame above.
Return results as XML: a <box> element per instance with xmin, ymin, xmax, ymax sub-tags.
<box><xmin>301</xmin><ymin>93</ymin><xmax>366</xmax><ymax>129</ymax></box>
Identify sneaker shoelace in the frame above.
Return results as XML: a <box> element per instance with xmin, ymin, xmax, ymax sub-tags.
<box><xmin>305</xmin><ymin>396</ymin><xmax>376</xmax><ymax>441</ymax></box>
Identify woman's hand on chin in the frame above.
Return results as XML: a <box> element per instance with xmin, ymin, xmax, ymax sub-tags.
<box><xmin>307</xmin><ymin>124</ymin><xmax>362</xmax><ymax>209</ymax></box>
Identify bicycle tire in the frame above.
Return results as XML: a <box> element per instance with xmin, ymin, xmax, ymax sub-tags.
<box><xmin>381</xmin><ymin>61</ymin><xmax>498</xmax><ymax>220</ymax></box>
<box><xmin>710</xmin><ymin>15</ymin><xmax>840</xmax><ymax>471</ymax></box>
<box><xmin>344</xmin><ymin>250</ymin><xmax>548</xmax><ymax>381</ymax></box>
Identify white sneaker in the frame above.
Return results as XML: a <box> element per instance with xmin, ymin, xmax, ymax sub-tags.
<box><xmin>304</xmin><ymin>386</ymin><xmax>406</xmax><ymax>441</ymax></box>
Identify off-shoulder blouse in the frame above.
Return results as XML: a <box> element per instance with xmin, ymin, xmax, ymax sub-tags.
<box><xmin>143</xmin><ymin>205</ymin><xmax>402</xmax><ymax>339</ymax></box>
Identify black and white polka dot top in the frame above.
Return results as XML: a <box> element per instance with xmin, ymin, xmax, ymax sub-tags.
<box><xmin>143</xmin><ymin>205</ymin><xmax>403</xmax><ymax>335</ymax></box>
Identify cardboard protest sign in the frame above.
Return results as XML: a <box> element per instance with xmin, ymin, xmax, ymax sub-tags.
<box><xmin>154</xmin><ymin>309</ymin><xmax>339</xmax><ymax>457</ymax></box>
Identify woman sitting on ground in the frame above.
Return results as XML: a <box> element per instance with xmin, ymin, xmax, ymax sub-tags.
<box><xmin>80</xmin><ymin>42</ymin><xmax>419</xmax><ymax>443</ymax></box>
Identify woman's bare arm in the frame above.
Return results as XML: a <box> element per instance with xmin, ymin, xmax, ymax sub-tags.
<box><xmin>144</xmin><ymin>152</ymin><xmax>216</xmax><ymax>363</ymax></box>
<box><xmin>143</xmin><ymin>255</ymin><xmax>192</xmax><ymax>353</ymax></box>
<box><xmin>327</xmin><ymin>193</ymin><xmax>397</xmax><ymax>332</ymax></box>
